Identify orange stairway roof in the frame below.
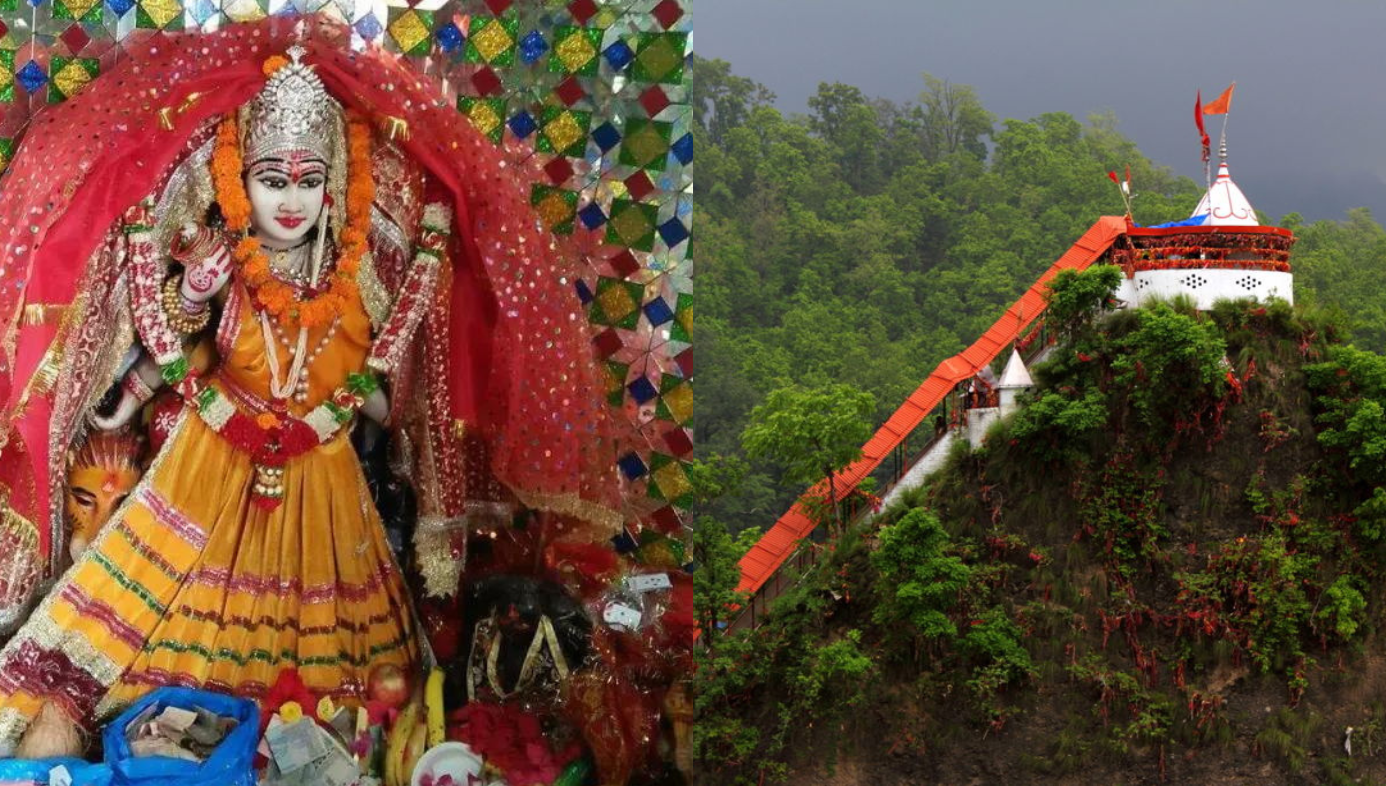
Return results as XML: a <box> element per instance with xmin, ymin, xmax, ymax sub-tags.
<box><xmin>734</xmin><ymin>216</ymin><xmax>1129</xmax><ymax>597</ymax></box>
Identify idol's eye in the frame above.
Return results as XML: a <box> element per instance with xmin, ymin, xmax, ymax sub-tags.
<box><xmin>71</xmin><ymin>489</ymin><xmax>96</xmax><ymax>509</ymax></box>
<box><xmin>258</xmin><ymin>176</ymin><xmax>289</xmax><ymax>190</ymax></box>
<box><xmin>300</xmin><ymin>176</ymin><xmax>325</xmax><ymax>190</ymax></box>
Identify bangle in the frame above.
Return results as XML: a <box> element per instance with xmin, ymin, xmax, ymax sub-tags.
<box><xmin>122</xmin><ymin>372</ymin><xmax>156</xmax><ymax>404</ymax></box>
<box><xmin>161</xmin><ymin>276</ymin><xmax>211</xmax><ymax>335</ymax></box>
<box><xmin>159</xmin><ymin>357</ymin><xmax>191</xmax><ymax>386</ymax></box>
<box><xmin>345</xmin><ymin>371</ymin><xmax>379</xmax><ymax>397</ymax></box>
<box><xmin>169</xmin><ymin>225</ymin><xmax>220</xmax><ymax>265</ymax></box>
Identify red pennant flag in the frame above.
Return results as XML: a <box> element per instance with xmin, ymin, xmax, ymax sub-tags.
<box><xmin>1124</xmin><ymin>164</ymin><xmax>1131</xmax><ymax>185</ymax></box>
<box><xmin>1202</xmin><ymin>82</ymin><xmax>1235</xmax><ymax>115</ymax></box>
<box><xmin>1194</xmin><ymin>90</ymin><xmax>1211</xmax><ymax>163</ymax></box>
<box><xmin>1108</xmin><ymin>171</ymin><xmax>1120</xmax><ymax>185</ymax></box>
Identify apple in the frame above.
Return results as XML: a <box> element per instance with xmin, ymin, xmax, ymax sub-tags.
<box><xmin>367</xmin><ymin>664</ymin><xmax>412</xmax><ymax>709</ymax></box>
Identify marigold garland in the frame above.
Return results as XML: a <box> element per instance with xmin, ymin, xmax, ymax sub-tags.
<box><xmin>211</xmin><ymin>108</ymin><xmax>375</xmax><ymax>328</ymax></box>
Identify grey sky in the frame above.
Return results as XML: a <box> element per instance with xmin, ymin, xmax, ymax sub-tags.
<box><xmin>694</xmin><ymin>0</ymin><xmax>1386</xmax><ymax>223</ymax></box>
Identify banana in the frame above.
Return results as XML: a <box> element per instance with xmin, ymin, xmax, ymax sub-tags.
<box><xmin>401</xmin><ymin>717</ymin><xmax>429</xmax><ymax>783</ymax></box>
<box><xmin>424</xmin><ymin>667</ymin><xmax>446</xmax><ymax>748</ymax></box>
<box><xmin>385</xmin><ymin>694</ymin><xmax>421</xmax><ymax>786</ymax></box>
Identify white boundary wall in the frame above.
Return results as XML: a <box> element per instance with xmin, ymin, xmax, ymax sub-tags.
<box><xmin>1115</xmin><ymin>269</ymin><xmax>1293</xmax><ymax>309</ymax></box>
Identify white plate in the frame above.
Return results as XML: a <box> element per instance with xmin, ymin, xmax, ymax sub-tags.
<box><xmin>411</xmin><ymin>741</ymin><xmax>485</xmax><ymax>786</ymax></box>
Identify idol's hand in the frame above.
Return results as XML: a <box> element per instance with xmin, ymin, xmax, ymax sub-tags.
<box><xmin>172</xmin><ymin>223</ymin><xmax>232</xmax><ymax>304</ymax></box>
<box><xmin>91</xmin><ymin>361</ymin><xmax>160</xmax><ymax>431</ymax></box>
<box><xmin>360</xmin><ymin>388</ymin><xmax>390</xmax><ymax>426</ymax></box>
<box><xmin>89</xmin><ymin>390</ymin><xmax>143</xmax><ymax>431</ymax></box>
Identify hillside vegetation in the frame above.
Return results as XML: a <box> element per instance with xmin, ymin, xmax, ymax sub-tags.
<box><xmin>698</xmin><ymin>273</ymin><xmax>1386</xmax><ymax>785</ymax></box>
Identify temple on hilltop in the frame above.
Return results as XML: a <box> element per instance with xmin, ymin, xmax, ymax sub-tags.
<box><xmin>1113</xmin><ymin>143</ymin><xmax>1295</xmax><ymax>309</ymax></box>
<box><xmin>723</xmin><ymin>108</ymin><xmax>1303</xmax><ymax>635</ymax></box>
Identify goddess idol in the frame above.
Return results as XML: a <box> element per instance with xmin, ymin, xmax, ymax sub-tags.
<box><xmin>0</xmin><ymin>18</ymin><xmax>622</xmax><ymax>753</ymax></box>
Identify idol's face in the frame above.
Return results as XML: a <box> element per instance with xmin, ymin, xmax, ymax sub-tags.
<box><xmin>65</xmin><ymin>464</ymin><xmax>139</xmax><ymax>562</ymax></box>
<box><xmin>244</xmin><ymin>151</ymin><xmax>328</xmax><ymax>249</ymax></box>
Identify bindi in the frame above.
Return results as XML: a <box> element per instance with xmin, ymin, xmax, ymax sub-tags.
<box><xmin>248</xmin><ymin>154</ymin><xmax>327</xmax><ymax>185</ymax></box>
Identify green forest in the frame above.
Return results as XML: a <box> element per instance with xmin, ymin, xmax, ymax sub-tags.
<box><xmin>691</xmin><ymin>57</ymin><xmax>1386</xmax><ymax>784</ymax></box>
<box><xmin>691</xmin><ymin>56</ymin><xmax>1386</xmax><ymax>536</ymax></box>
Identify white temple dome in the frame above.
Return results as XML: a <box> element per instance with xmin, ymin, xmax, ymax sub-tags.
<box><xmin>1192</xmin><ymin>155</ymin><xmax>1258</xmax><ymax>226</ymax></box>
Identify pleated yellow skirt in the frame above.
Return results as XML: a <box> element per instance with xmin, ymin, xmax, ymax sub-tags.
<box><xmin>0</xmin><ymin>409</ymin><xmax>417</xmax><ymax>741</ymax></box>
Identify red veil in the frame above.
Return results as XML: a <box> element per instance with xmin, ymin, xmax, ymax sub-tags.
<box><xmin>0</xmin><ymin>17</ymin><xmax>624</xmax><ymax>573</ymax></box>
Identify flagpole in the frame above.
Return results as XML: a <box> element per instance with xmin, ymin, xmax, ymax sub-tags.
<box><xmin>1219</xmin><ymin>80</ymin><xmax>1235</xmax><ymax>164</ymax></box>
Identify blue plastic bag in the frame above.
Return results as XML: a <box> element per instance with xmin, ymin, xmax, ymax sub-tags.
<box><xmin>102</xmin><ymin>688</ymin><xmax>257</xmax><ymax>786</ymax></box>
<box><xmin>0</xmin><ymin>757</ymin><xmax>113</xmax><ymax>785</ymax></box>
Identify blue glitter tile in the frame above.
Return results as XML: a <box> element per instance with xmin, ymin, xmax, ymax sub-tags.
<box><xmin>507</xmin><ymin>110</ymin><xmax>536</xmax><ymax>139</ymax></box>
<box><xmin>657</xmin><ymin>217</ymin><xmax>688</xmax><ymax>248</ymax></box>
<box><xmin>618</xmin><ymin>452</ymin><xmax>648</xmax><ymax>480</ymax></box>
<box><xmin>354</xmin><ymin>13</ymin><xmax>382</xmax><ymax>41</ymax></box>
<box><xmin>107</xmin><ymin>0</ymin><xmax>135</xmax><ymax>15</ymax></box>
<box><xmin>611</xmin><ymin>528</ymin><xmax>639</xmax><ymax>553</ymax></box>
<box><xmin>591</xmin><ymin>121</ymin><xmax>620</xmax><ymax>152</ymax></box>
<box><xmin>670</xmin><ymin>133</ymin><xmax>692</xmax><ymax>165</ymax></box>
<box><xmin>578</xmin><ymin>201</ymin><xmax>607</xmax><ymax>230</ymax></box>
<box><xmin>436</xmin><ymin>22</ymin><xmax>464</xmax><ymax>53</ymax></box>
<box><xmin>16</xmin><ymin>61</ymin><xmax>45</xmax><ymax>93</ymax></box>
<box><xmin>627</xmin><ymin>376</ymin><xmax>658</xmax><ymax>404</ymax></box>
<box><xmin>603</xmin><ymin>39</ymin><xmax>633</xmax><ymax>70</ymax></box>
<box><xmin>643</xmin><ymin>296</ymin><xmax>674</xmax><ymax>326</ymax></box>
<box><xmin>518</xmin><ymin>29</ymin><xmax>548</xmax><ymax>64</ymax></box>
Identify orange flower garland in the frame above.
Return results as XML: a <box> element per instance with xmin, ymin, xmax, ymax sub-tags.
<box><xmin>210</xmin><ymin>104</ymin><xmax>374</xmax><ymax>328</ymax></box>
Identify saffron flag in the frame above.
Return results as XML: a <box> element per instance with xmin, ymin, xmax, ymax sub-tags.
<box><xmin>1194</xmin><ymin>90</ymin><xmax>1210</xmax><ymax>160</ymax></box>
<box><xmin>1203</xmin><ymin>82</ymin><xmax>1235</xmax><ymax>115</ymax></box>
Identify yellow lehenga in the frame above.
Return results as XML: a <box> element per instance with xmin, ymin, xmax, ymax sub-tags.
<box><xmin>0</xmin><ymin>278</ymin><xmax>417</xmax><ymax>726</ymax></box>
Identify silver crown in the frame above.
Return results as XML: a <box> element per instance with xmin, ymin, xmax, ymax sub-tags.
<box><xmin>243</xmin><ymin>46</ymin><xmax>341</xmax><ymax>164</ymax></box>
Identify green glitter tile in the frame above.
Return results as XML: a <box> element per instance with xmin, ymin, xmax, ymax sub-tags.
<box><xmin>630</xmin><ymin>31</ymin><xmax>686</xmax><ymax>84</ymax></box>
<box><xmin>529</xmin><ymin>183</ymin><xmax>578</xmax><ymax>235</ymax></box>
<box><xmin>605</xmin><ymin>198</ymin><xmax>659</xmax><ymax>252</ymax></box>
<box><xmin>464</xmin><ymin>15</ymin><xmax>518</xmax><ymax>67</ymax></box>
<box><xmin>547</xmin><ymin>25</ymin><xmax>602</xmax><ymax>76</ymax></box>
<box><xmin>536</xmin><ymin>105</ymin><xmax>590</xmax><ymax>157</ymax></box>
<box><xmin>618</xmin><ymin>117</ymin><xmax>672</xmax><ymax>172</ymax></box>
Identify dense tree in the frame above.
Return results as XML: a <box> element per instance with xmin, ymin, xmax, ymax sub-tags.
<box><xmin>741</xmin><ymin>384</ymin><xmax>875</xmax><ymax>531</ymax></box>
<box><xmin>692</xmin><ymin>58</ymin><xmax>1386</xmax><ymax>538</ymax></box>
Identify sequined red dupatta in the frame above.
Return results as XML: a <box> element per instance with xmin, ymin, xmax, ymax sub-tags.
<box><xmin>0</xmin><ymin>16</ymin><xmax>622</xmax><ymax>570</ymax></box>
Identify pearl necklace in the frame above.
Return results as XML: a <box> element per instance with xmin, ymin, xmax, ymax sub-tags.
<box><xmin>270</xmin><ymin>245</ymin><xmax>315</xmax><ymax>289</ymax></box>
<box><xmin>259</xmin><ymin>216</ymin><xmax>331</xmax><ymax>403</ymax></box>
<box><xmin>270</xmin><ymin>315</ymin><xmax>340</xmax><ymax>404</ymax></box>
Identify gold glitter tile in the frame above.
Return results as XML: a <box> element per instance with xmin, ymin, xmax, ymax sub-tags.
<box><xmin>63</xmin><ymin>0</ymin><xmax>101</xmax><ymax>20</ymax></box>
<box><xmin>609</xmin><ymin>204</ymin><xmax>653</xmax><ymax>247</ymax></box>
<box><xmin>388</xmin><ymin>11</ymin><xmax>429</xmax><ymax>55</ymax></box>
<box><xmin>140</xmin><ymin>0</ymin><xmax>182</xmax><ymax>29</ymax></box>
<box><xmin>596</xmin><ymin>282</ymin><xmax>636</xmax><ymax>322</ymax></box>
<box><xmin>554</xmin><ymin>30</ymin><xmax>595</xmax><ymax>73</ymax></box>
<box><xmin>542</xmin><ymin>111</ymin><xmax>583</xmax><ymax>155</ymax></box>
<box><xmin>622</xmin><ymin>123</ymin><xmax>668</xmax><ymax>169</ymax></box>
<box><xmin>602</xmin><ymin>364</ymin><xmax>624</xmax><ymax>395</ymax></box>
<box><xmin>51</xmin><ymin>60</ymin><xmax>93</xmax><ymax>100</ymax></box>
<box><xmin>652</xmin><ymin>460</ymin><xmax>692</xmax><ymax>501</ymax></box>
<box><xmin>662</xmin><ymin>382</ymin><xmax>692</xmax><ymax>424</ymax></box>
<box><xmin>534</xmin><ymin>190</ymin><xmax>573</xmax><ymax>231</ymax></box>
<box><xmin>465</xmin><ymin>101</ymin><xmax>503</xmax><ymax>138</ymax></box>
<box><xmin>471</xmin><ymin>20</ymin><xmax>513</xmax><ymax>63</ymax></box>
